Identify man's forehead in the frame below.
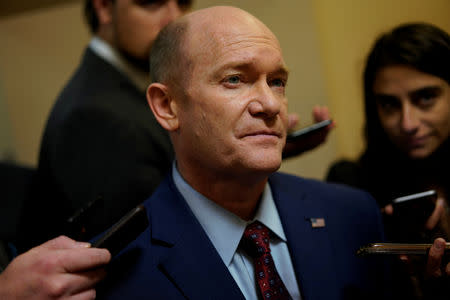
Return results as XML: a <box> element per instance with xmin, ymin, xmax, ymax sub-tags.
<box><xmin>185</xmin><ymin>6</ymin><xmax>258</xmax><ymax>27</ymax></box>
<box><xmin>214</xmin><ymin>35</ymin><xmax>286</xmax><ymax>68</ymax></box>
<box><xmin>182</xmin><ymin>7</ymin><xmax>282</xmax><ymax>61</ymax></box>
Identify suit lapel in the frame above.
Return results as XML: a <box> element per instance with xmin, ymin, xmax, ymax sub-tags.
<box><xmin>270</xmin><ymin>174</ymin><xmax>340</xmax><ymax>300</ymax></box>
<box><xmin>147</xmin><ymin>176</ymin><xmax>245</xmax><ymax>300</ymax></box>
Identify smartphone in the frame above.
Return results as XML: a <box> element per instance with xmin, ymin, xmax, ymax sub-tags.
<box><xmin>391</xmin><ymin>190</ymin><xmax>437</xmax><ymax>222</ymax></box>
<box><xmin>286</xmin><ymin>119</ymin><xmax>332</xmax><ymax>142</ymax></box>
<box><xmin>93</xmin><ymin>204</ymin><xmax>148</xmax><ymax>256</ymax></box>
<box><xmin>65</xmin><ymin>196</ymin><xmax>103</xmax><ymax>240</ymax></box>
<box><xmin>357</xmin><ymin>242</ymin><xmax>450</xmax><ymax>256</ymax></box>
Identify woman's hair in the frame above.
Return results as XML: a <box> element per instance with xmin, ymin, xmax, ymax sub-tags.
<box><xmin>362</xmin><ymin>22</ymin><xmax>450</xmax><ymax>154</ymax></box>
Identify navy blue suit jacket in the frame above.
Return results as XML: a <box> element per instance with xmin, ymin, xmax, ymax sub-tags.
<box><xmin>98</xmin><ymin>172</ymin><xmax>388</xmax><ymax>299</ymax></box>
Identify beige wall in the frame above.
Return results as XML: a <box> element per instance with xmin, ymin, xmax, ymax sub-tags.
<box><xmin>311</xmin><ymin>0</ymin><xmax>450</xmax><ymax>160</ymax></box>
<box><xmin>0</xmin><ymin>2</ymin><xmax>89</xmax><ymax>165</ymax></box>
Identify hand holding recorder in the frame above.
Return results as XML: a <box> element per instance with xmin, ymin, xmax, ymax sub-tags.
<box><xmin>383</xmin><ymin>190</ymin><xmax>446</xmax><ymax>235</ymax></box>
<box><xmin>283</xmin><ymin>106</ymin><xmax>335</xmax><ymax>158</ymax></box>
<box><xmin>0</xmin><ymin>236</ymin><xmax>111</xmax><ymax>300</ymax></box>
<box><xmin>358</xmin><ymin>190</ymin><xmax>450</xmax><ymax>286</ymax></box>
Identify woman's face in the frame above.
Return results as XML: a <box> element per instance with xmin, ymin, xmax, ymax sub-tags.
<box><xmin>373</xmin><ymin>65</ymin><xmax>450</xmax><ymax>159</ymax></box>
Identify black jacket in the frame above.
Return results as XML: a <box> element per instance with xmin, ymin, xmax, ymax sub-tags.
<box><xmin>22</xmin><ymin>48</ymin><xmax>173</xmax><ymax>247</ymax></box>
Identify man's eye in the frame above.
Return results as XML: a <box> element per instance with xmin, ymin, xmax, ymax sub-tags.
<box><xmin>270</xmin><ymin>78</ymin><xmax>286</xmax><ymax>87</ymax></box>
<box><xmin>135</xmin><ymin>0</ymin><xmax>165</xmax><ymax>6</ymax></box>
<box><xmin>225</xmin><ymin>76</ymin><xmax>241</xmax><ymax>84</ymax></box>
<box><xmin>135</xmin><ymin>0</ymin><xmax>192</xmax><ymax>9</ymax></box>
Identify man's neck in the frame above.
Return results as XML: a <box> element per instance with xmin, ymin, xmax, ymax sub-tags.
<box><xmin>89</xmin><ymin>36</ymin><xmax>150</xmax><ymax>92</ymax></box>
<box><xmin>199</xmin><ymin>179</ymin><xmax>267</xmax><ymax>221</ymax></box>
<box><xmin>119</xmin><ymin>49</ymin><xmax>150</xmax><ymax>73</ymax></box>
<box><xmin>177</xmin><ymin>163</ymin><xmax>269</xmax><ymax>220</ymax></box>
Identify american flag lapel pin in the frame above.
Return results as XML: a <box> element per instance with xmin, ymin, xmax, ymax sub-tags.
<box><xmin>310</xmin><ymin>218</ymin><xmax>326</xmax><ymax>228</ymax></box>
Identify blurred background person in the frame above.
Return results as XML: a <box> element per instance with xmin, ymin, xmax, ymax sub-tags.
<box><xmin>328</xmin><ymin>22</ymin><xmax>449</xmax><ymax>242</ymax></box>
<box><xmin>327</xmin><ymin>22</ymin><xmax>450</xmax><ymax>299</ymax></box>
<box><xmin>22</xmin><ymin>0</ymin><xmax>193</xmax><ymax>248</ymax></box>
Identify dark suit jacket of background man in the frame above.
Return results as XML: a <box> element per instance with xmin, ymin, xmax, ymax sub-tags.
<box><xmin>22</xmin><ymin>48</ymin><xmax>174</xmax><ymax>247</ymax></box>
<box><xmin>98</xmin><ymin>172</ymin><xmax>389</xmax><ymax>300</ymax></box>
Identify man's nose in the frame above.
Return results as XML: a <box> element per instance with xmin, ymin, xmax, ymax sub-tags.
<box><xmin>248</xmin><ymin>83</ymin><xmax>282</xmax><ymax>118</ymax></box>
<box><xmin>400</xmin><ymin>104</ymin><xmax>420</xmax><ymax>134</ymax></box>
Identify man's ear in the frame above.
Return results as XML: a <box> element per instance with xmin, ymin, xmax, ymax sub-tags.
<box><xmin>92</xmin><ymin>0</ymin><xmax>114</xmax><ymax>25</ymax></box>
<box><xmin>147</xmin><ymin>83</ymin><xmax>180</xmax><ymax>131</ymax></box>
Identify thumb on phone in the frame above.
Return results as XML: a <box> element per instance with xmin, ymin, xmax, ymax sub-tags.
<box><xmin>425</xmin><ymin>198</ymin><xmax>445</xmax><ymax>230</ymax></box>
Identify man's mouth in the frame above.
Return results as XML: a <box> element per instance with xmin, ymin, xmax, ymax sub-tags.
<box><xmin>242</xmin><ymin>130</ymin><xmax>282</xmax><ymax>138</ymax></box>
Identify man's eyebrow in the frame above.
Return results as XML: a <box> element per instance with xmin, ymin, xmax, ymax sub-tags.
<box><xmin>271</xmin><ymin>66</ymin><xmax>289</xmax><ymax>77</ymax></box>
<box><xmin>216</xmin><ymin>61</ymin><xmax>254</xmax><ymax>72</ymax></box>
<box><xmin>215</xmin><ymin>61</ymin><xmax>290</xmax><ymax>76</ymax></box>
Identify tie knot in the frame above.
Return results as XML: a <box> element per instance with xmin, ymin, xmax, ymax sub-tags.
<box><xmin>241</xmin><ymin>221</ymin><xmax>271</xmax><ymax>258</ymax></box>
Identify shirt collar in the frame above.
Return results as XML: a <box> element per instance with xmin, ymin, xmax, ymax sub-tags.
<box><xmin>172</xmin><ymin>163</ymin><xmax>287</xmax><ymax>267</ymax></box>
<box><xmin>89</xmin><ymin>36</ymin><xmax>149</xmax><ymax>92</ymax></box>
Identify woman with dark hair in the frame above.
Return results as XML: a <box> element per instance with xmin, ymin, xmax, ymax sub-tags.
<box><xmin>327</xmin><ymin>22</ymin><xmax>450</xmax><ymax>299</ymax></box>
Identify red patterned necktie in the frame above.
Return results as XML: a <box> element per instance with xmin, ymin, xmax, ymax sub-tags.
<box><xmin>241</xmin><ymin>221</ymin><xmax>293</xmax><ymax>300</ymax></box>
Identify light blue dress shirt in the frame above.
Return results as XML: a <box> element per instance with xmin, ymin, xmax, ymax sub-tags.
<box><xmin>172</xmin><ymin>164</ymin><xmax>301</xmax><ymax>299</ymax></box>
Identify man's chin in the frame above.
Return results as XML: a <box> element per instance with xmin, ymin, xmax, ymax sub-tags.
<box><xmin>245</xmin><ymin>155</ymin><xmax>282</xmax><ymax>174</ymax></box>
<box><xmin>120</xmin><ymin>50</ymin><xmax>150</xmax><ymax>73</ymax></box>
